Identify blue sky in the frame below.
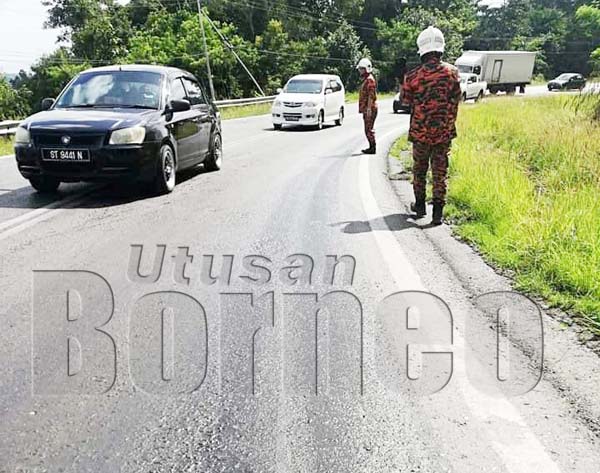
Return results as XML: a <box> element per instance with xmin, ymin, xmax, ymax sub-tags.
<box><xmin>0</xmin><ymin>0</ymin><xmax>62</xmax><ymax>73</ymax></box>
<box><xmin>0</xmin><ymin>0</ymin><xmax>505</xmax><ymax>74</ymax></box>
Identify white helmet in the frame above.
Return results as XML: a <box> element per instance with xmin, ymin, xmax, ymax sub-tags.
<box><xmin>417</xmin><ymin>26</ymin><xmax>445</xmax><ymax>57</ymax></box>
<box><xmin>356</xmin><ymin>58</ymin><xmax>373</xmax><ymax>73</ymax></box>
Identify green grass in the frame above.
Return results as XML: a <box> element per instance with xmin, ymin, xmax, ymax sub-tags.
<box><xmin>394</xmin><ymin>96</ymin><xmax>600</xmax><ymax>331</ymax></box>
<box><xmin>0</xmin><ymin>136</ymin><xmax>14</xmax><ymax>156</ymax></box>
<box><xmin>220</xmin><ymin>102</ymin><xmax>273</xmax><ymax>120</ymax></box>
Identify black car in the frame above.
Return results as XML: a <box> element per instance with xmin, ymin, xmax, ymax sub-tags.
<box><xmin>547</xmin><ymin>73</ymin><xmax>587</xmax><ymax>91</ymax></box>
<box><xmin>393</xmin><ymin>88</ymin><xmax>411</xmax><ymax>114</ymax></box>
<box><xmin>14</xmin><ymin>65</ymin><xmax>222</xmax><ymax>194</ymax></box>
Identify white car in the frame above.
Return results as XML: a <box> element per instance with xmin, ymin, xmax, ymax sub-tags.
<box><xmin>272</xmin><ymin>74</ymin><xmax>345</xmax><ymax>130</ymax></box>
<box><xmin>460</xmin><ymin>73</ymin><xmax>487</xmax><ymax>102</ymax></box>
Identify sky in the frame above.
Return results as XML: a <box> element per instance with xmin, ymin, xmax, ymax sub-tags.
<box><xmin>0</xmin><ymin>0</ymin><xmax>505</xmax><ymax>75</ymax></box>
<box><xmin>0</xmin><ymin>0</ymin><xmax>63</xmax><ymax>74</ymax></box>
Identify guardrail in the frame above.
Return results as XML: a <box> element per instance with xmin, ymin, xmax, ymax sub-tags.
<box><xmin>214</xmin><ymin>95</ymin><xmax>276</xmax><ymax>108</ymax></box>
<box><xmin>0</xmin><ymin>97</ymin><xmax>276</xmax><ymax>138</ymax></box>
<box><xmin>0</xmin><ymin>120</ymin><xmax>21</xmax><ymax>138</ymax></box>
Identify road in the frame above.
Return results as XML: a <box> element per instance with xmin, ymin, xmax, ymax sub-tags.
<box><xmin>1</xmin><ymin>97</ymin><xmax>600</xmax><ymax>473</ymax></box>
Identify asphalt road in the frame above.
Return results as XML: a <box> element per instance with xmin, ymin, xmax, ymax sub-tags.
<box><xmin>1</xmin><ymin>97</ymin><xmax>600</xmax><ymax>473</ymax></box>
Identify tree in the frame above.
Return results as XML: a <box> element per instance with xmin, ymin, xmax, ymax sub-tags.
<box><xmin>0</xmin><ymin>77</ymin><xmax>31</xmax><ymax>120</ymax></box>
<box><xmin>43</xmin><ymin>0</ymin><xmax>131</xmax><ymax>62</ymax></box>
<box><xmin>15</xmin><ymin>49</ymin><xmax>90</xmax><ymax>113</ymax></box>
<box><xmin>127</xmin><ymin>9</ymin><xmax>261</xmax><ymax>98</ymax></box>
<box><xmin>576</xmin><ymin>5</ymin><xmax>600</xmax><ymax>74</ymax></box>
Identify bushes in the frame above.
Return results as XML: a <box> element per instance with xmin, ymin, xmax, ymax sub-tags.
<box><xmin>0</xmin><ymin>77</ymin><xmax>30</xmax><ymax>120</ymax></box>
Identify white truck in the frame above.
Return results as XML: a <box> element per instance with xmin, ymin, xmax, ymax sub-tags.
<box><xmin>455</xmin><ymin>51</ymin><xmax>536</xmax><ymax>95</ymax></box>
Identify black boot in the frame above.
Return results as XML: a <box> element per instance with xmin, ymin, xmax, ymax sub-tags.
<box><xmin>432</xmin><ymin>201</ymin><xmax>445</xmax><ymax>226</ymax></box>
<box><xmin>410</xmin><ymin>199</ymin><xmax>426</xmax><ymax>218</ymax></box>
<box><xmin>362</xmin><ymin>144</ymin><xmax>376</xmax><ymax>155</ymax></box>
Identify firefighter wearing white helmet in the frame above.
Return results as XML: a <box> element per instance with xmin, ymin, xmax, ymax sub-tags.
<box><xmin>403</xmin><ymin>27</ymin><xmax>462</xmax><ymax>226</ymax></box>
<box><xmin>356</xmin><ymin>58</ymin><xmax>378</xmax><ymax>154</ymax></box>
<box><xmin>417</xmin><ymin>26</ymin><xmax>446</xmax><ymax>57</ymax></box>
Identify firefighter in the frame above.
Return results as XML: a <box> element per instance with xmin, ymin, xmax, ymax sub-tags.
<box><xmin>357</xmin><ymin>58</ymin><xmax>378</xmax><ymax>155</ymax></box>
<box><xmin>403</xmin><ymin>26</ymin><xmax>462</xmax><ymax>226</ymax></box>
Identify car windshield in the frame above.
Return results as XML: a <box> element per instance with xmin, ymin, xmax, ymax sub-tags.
<box><xmin>55</xmin><ymin>71</ymin><xmax>163</xmax><ymax>109</ymax></box>
<box><xmin>457</xmin><ymin>64</ymin><xmax>473</xmax><ymax>73</ymax></box>
<box><xmin>284</xmin><ymin>80</ymin><xmax>323</xmax><ymax>94</ymax></box>
<box><xmin>556</xmin><ymin>74</ymin><xmax>574</xmax><ymax>81</ymax></box>
<box><xmin>460</xmin><ymin>75</ymin><xmax>469</xmax><ymax>83</ymax></box>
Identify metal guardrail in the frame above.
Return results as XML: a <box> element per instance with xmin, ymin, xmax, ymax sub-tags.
<box><xmin>0</xmin><ymin>97</ymin><xmax>276</xmax><ymax>137</ymax></box>
<box><xmin>0</xmin><ymin>120</ymin><xmax>21</xmax><ymax>138</ymax></box>
<box><xmin>214</xmin><ymin>95</ymin><xmax>277</xmax><ymax>108</ymax></box>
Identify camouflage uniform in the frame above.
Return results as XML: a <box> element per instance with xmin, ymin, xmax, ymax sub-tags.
<box><xmin>359</xmin><ymin>73</ymin><xmax>378</xmax><ymax>147</ymax></box>
<box><xmin>403</xmin><ymin>56</ymin><xmax>462</xmax><ymax>205</ymax></box>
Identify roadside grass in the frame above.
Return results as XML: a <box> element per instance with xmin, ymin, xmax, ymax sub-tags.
<box><xmin>220</xmin><ymin>102</ymin><xmax>273</xmax><ymax>120</ymax></box>
<box><xmin>0</xmin><ymin>137</ymin><xmax>14</xmax><ymax>156</ymax></box>
<box><xmin>394</xmin><ymin>96</ymin><xmax>600</xmax><ymax>331</ymax></box>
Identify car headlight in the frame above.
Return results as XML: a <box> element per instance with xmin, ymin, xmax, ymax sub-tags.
<box><xmin>15</xmin><ymin>126</ymin><xmax>31</xmax><ymax>145</ymax></box>
<box><xmin>109</xmin><ymin>126</ymin><xmax>146</xmax><ymax>145</ymax></box>
<box><xmin>304</xmin><ymin>102</ymin><xmax>317</xmax><ymax>108</ymax></box>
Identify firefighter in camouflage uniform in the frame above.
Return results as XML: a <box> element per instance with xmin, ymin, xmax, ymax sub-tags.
<box><xmin>357</xmin><ymin>58</ymin><xmax>378</xmax><ymax>155</ymax></box>
<box><xmin>403</xmin><ymin>26</ymin><xmax>462</xmax><ymax>226</ymax></box>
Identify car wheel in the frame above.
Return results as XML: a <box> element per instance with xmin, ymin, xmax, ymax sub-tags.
<box><xmin>475</xmin><ymin>91</ymin><xmax>484</xmax><ymax>102</ymax></box>
<box><xmin>274</xmin><ymin>124</ymin><xmax>282</xmax><ymax>131</ymax></box>
<box><xmin>335</xmin><ymin>108</ymin><xmax>344</xmax><ymax>126</ymax></box>
<box><xmin>153</xmin><ymin>144</ymin><xmax>176</xmax><ymax>194</ymax></box>
<box><xmin>316</xmin><ymin>111</ymin><xmax>324</xmax><ymax>130</ymax></box>
<box><xmin>204</xmin><ymin>133</ymin><xmax>223</xmax><ymax>172</ymax></box>
<box><xmin>462</xmin><ymin>93</ymin><xmax>467</xmax><ymax>102</ymax></box>
<box><xmin>29</xmin><ymin>176</ymin><xmax>60</xmax><ymax>193</ymax></box>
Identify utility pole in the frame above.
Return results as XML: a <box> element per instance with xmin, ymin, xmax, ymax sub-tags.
<box><xmin>197</xmin><ymin>0</ymin><xmax>216</xmax><ymax>101</ymax></box>
<box><xmin>203</xmin><ymin>13</ymin><xmax>266</xmax><ymax>96</ymax></box>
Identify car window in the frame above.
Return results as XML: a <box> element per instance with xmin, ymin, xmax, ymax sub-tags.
<box><xmin>285</xmin><ymin>80</ymin><xmax>323</xmax><ymax>94</ymax></box>
<box><xmin>336</xmin><ymin>80</ymin><xmax>344</xmax><ymax>92</ymax></box>
<box><xmin>329</xmin><ymin>80</ymin><xmax>342</xmax><ymax>92</ymax></box>
<box><xmin>55</xmin><ymin>71</ymin><xmax>162</xmax><ymax>109</ymax></box>
<box><xmin>170</xmin><ymin>78</ymin><xmax>188</xmax><ymax>102</ymax></box>
<box><xmin>182</xmin><ymin>78</ymin><xmax>206</xmax><ymax>106</ymax></box>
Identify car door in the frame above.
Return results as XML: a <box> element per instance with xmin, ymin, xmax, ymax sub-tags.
<box><xmin>332</xmin><ymin>79</ymin><xmax>344</xmax><ymax>114</ymax></box>
<box><xmin>325</xmin><ymin>79</ymin><xmax>338</xmax><ymax>118</ymax></box>
<box><xmin>182</xmin><ymin>77</ymin><xmax>212</xmax><ymax>163</ymax></box>
<box><xmin>467</xmin><ymin>75</ymin><xmax>478</xmax><ymax>98</ymax></box>
<box><xmin>167</xmin><ymin>77</ymin><xmax>197</xmax><ymax>166</ymax></box>
<box><xmin>337</xmin><ymin>79</ymin><xmax>345</xmax><ymax>107</ymax></box>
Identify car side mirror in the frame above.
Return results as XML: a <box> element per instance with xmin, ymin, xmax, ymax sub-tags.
<box><xmin>166</xmin><ymin>99</ymin><xmax>191</xmax><ymax>114</ymax></box>
<box><xmin>276</xmin><ymin>88</ymin><xmax>283</xmax><ymax>94</ymax></box>
<box><xmin>41</xmin><ymin>98</ymin><xmax>55</xmax><ymax>111</ymax></box>
<box><xmin>473</xmin><ymin>66</ymin><xmax>481</xmax><ymax>75</ymax></box>
<box><xmin>325</xmin><ymin>88</ymin><xmax>333</xmax><ymax>95</ymax></box>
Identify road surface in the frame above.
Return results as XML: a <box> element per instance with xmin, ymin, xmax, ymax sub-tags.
<box><xmin>1</xmin><ymin>98</ymin><xmax>599</xmax><ymax>473</ymax></box>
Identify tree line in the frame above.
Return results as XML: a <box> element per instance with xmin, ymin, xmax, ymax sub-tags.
<box><xmin>2</xmin><ymin>0</ymin><xmax>600</xmax><ymax>120</ymax></box>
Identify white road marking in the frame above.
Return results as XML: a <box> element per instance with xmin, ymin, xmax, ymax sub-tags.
<box><xmin>357</xmin><ymin>137</ymin><xmax>562</xmax><ymax>473</ymax></box>
<box><xmin>0</xmin><ymin>190</ymin><xmax>94</xmax><ymax>242</ymax></box>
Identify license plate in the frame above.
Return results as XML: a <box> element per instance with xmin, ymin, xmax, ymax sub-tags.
<box><xmin>285</xmin><ymin>116</ymin><xmax>300</xmax><ymax>122</ymax></box>
<box><xmin>42</xmin><ymin>149</ymin><xmax>91</xmax><ymax>162</ymax></box>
